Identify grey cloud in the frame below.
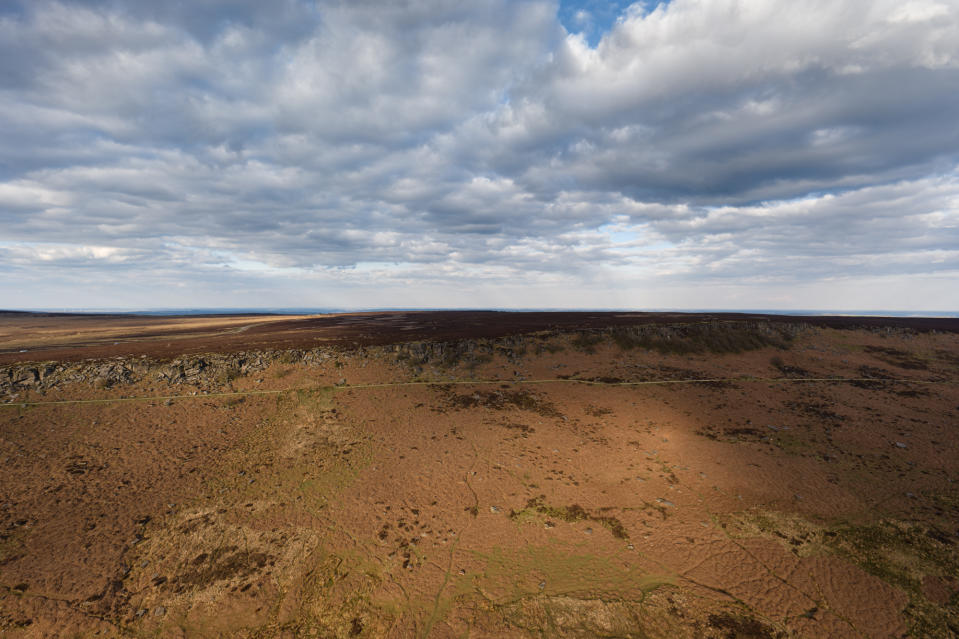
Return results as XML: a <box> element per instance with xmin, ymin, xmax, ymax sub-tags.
<box><xmin>640</xmin><ymin>174</ymin><xmax>959</xmax><ymax>281</ymax></box>
<box><xmin>41</xmin><ymin>0</ymin><xmax>318</xmax><ymax>45</ymax></box>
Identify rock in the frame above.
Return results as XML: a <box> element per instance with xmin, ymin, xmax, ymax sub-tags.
<box><xmin>153</xmin><ymin>606</ymin><xmax>166</xmax><ymax>617</ymax></box>
<box><xmin>895</xmin><ymin>442</ymin><xmax>908</xmax><ymax>449</ymax></box>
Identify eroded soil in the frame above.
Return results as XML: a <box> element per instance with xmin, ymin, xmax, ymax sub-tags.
<box><xmin>1</xmin><ymin>314</ymin><xmax>958</xmax><ymax>637</ymax></box>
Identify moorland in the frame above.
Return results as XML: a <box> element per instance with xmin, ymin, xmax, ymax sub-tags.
<box><xmin>1</xmin><ymin>311</ymin><xmax>957</xmax><ymax>638</ymax></box>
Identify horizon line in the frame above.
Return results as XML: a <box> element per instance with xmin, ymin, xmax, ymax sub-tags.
<box><xmin>4</xmin><ymin>307</ymin><xmax>959</xmax><ymax>318</ymax></box>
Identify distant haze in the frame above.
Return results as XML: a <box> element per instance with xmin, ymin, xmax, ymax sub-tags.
<box><xmin>1</xmin><ymin>0</ymin><xmax>958</xmax><ymax>310</ymax></box>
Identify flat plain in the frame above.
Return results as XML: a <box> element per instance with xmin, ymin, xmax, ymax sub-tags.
<box><xmin>1</xmin><ymin>311</ymin><xmax>957</xmax><ymax>638</ymax></box>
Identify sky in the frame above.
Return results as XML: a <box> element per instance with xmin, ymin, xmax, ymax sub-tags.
<box><xmin>1</xmin><ymin>0</ymin><xmax>958</xmax><ymax>311</ymax></box>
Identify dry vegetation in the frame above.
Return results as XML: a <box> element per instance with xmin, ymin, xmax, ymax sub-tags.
<box><xmin>0</xmin><ymin>314</ymin><xmax>957</xmax><ymax>638</ymax></box>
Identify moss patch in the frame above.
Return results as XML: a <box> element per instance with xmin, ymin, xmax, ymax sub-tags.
<box><xmin>509</xmin><ymin>495</ymin><xmax>630</xmax><ymax>539</ymax></box>
<box><xmin>443</xmin><ymin>388</ymin><xmax>560</xmax><ymax>418</ymax></box>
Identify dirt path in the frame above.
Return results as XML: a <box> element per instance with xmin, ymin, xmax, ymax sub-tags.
<box><xmin>1</xmin><ymin>374</ymin><xmax>950</xmax><ymax>409</ymax></box>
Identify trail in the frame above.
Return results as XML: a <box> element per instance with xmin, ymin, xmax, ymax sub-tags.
<box><xmin>0</xmin><ymin>375</ymin><xmax>950</xmax><ymax>408</ymax></box>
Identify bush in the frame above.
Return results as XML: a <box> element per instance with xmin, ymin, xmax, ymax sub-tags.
<box><xmin>571</xmin><ymin>333</ymin><xmax>604</xmax><ymax>354</ymax></box>
<box><xmin>610</xmin><ymin>322</ymin><xmax>793</xmax><ymax>355</ymax></box>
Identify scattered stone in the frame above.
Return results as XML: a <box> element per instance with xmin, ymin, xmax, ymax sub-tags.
<box><xmin>895</xmin><ymin>442</ymin><xmax>908</xmax><ymax>449</ymax></box>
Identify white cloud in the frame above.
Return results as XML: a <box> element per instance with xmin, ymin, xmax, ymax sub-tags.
<box><xmin>0</xmin><ymin>0</ymin><xmax>957</xmax><ymax>310</ymax></box>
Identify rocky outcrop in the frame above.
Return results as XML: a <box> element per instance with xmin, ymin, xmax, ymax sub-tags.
<box><xmin>391</xmin><ymin>333</ymin><xmax>532</xmax><ymax>369</ymax></box>
<box><xmin>0</xmin><ymin>349</ymin><xmax>340</xmax><ymax>396</ymax></box>
<box><xmin>0</xmin><ymin>320</ymin><xmax>821</xmax><ymax>397</ymax></box>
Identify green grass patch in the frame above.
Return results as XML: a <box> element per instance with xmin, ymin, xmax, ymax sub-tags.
<box><xmin>728</xmin><ymin>510</ymin><xmax>959</xmax><ymax>638</ymax></box>
<box><xmin>468</xmin><ymin>544</ymin><xmax>669</xmax><ymax>606</ymax></box>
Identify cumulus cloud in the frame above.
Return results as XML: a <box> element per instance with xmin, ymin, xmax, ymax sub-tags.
<box><xmin>0</xmin><ymin>0</ymin><xmax>957</xmax><ymax>309</ymax></box>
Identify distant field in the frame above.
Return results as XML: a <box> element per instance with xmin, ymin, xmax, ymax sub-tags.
<box><xmin>0</xmin><ymin>313</ymin><xmax>310</xmax><ymax>362</ymax></box>
<box><xmin>1</xmin><ymin>313</ymin><xmax>958</xmax><ymax>637</ymax></box>
<box><xmin>2</xmin><ymin>309</ymin><xmax>956</xmax><ymax>364</ymax></box>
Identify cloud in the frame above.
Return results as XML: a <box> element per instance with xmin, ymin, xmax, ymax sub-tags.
<box><xmin>478</xmin><ymin>0</ymin><xmax>959</xmax><ymax>202</ymax></box>
<box><xmin>0</xmin><ymin>0</ymin><xmax>957</xmax><ymax>309</ymax></box>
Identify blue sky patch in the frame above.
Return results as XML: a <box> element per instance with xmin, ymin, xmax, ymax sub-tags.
<box><xmin>558</xmin><ymin>0</ymin><xmax>665</xmax><ymax>46</ymax></box>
